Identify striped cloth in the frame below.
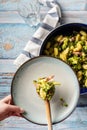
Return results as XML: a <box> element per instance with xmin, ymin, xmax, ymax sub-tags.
<box><xmin>14</xmin><ymin>0</ymin><xmax>61</xmax><ymax>67</ymax></box>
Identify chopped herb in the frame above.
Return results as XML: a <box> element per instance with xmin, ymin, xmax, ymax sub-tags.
<box><xmin>60</xmin><ymin>98</ymin><xmax>68</xmax><ymax>107</ymax></box>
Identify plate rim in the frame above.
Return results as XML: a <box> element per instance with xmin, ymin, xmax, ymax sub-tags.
<box><xmin>11</xmin><ymin>56</ymin><xmax>80</xmax><ymax>125</ymax></box>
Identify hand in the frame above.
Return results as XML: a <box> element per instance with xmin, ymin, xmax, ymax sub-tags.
<box><xmin>0</xmin><ymin>95</ymin><xmax>24</xmax><ymax>121</ymax></box>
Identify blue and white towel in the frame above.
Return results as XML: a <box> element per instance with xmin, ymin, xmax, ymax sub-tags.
<box><xmin>14</xmin><ymin>0</ymin><xmax>61</xmax><ymax>67</ymax></box>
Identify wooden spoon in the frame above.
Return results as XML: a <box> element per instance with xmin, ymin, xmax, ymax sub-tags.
<box><xmin>45</xmin><ymin>100</ymin><xmax>53</xmax><ymax>130</ymax></box>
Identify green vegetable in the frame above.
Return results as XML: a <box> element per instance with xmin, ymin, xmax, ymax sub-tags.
<box><xmin>60</xmin><ymin>98</ymin><xmax>68</xmax><ymax>107</ymax></box>
<box><xmin>33</xmin><ymin>75</ymin><xmax>60</xmax><ymax>101</ymax></box>
<box><xmin>43</xmin><ymin>30</ymin><xmax>87</xmax><ymax>87</ymax></box>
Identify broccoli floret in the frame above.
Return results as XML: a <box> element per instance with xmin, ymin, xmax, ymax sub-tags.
<box><xmin>68</xmin><ymin>56</ymin><xmax>79</xmax><ymax>65</ymax></box>
<box><xmin>83</xmin><ymin>46</ymin><xmax>87</xmax><ymax>53</ymax></box>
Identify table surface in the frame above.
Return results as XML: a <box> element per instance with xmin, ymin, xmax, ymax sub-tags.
<box><xmin>0</xmin><ymin>0</ymin><xmax>87</xmax><ymax>130</ymax></box>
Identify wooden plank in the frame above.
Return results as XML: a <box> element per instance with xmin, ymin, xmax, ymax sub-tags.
<box><xmin>62</xmin><ymin>11</ymin><xmax>87</xmax><ymax>24</ymax></box>
<box><xmin>0</xmin><ymin>72</ymin><xmax>14</xmax><ymax>78</ymax></box>
<box><xmin>0</xmin><ymin>85</ymin><xmax>11</xmax><ymax>92</ymax></box>
<box><xmin>0</xmin><ymin>60</ymin><xmax>17</xmax><ymax>72</ymax></box>
<box><xmin>0</xmin><ymin>23</ymin><xmax>36</xmax><ymax>59</ymax></box>
<box><xmin>0</xmin><ymin>79</ymin><xmax>12</xmax><ymax>85</ymax></box>
<box><xmin>0</xmin><ymin>10</ymin><xmax>87</xmax><ymax>24</ymax></box>
<box><xmin>0</xmin><ymin>86</ymin><xmax>11</xmax><ymax>99</ymax></box>
<box><xmin>57</xmin><ymin>0</ymin><xmax>87</xmax><ymax>11</ymax></box>
<box><xmin>0</xmin><ymin>0</ymin><xmax>19</xmax><ymax>11</ymax></box>
<box><xmin>62</xmin><ymin>11</ymin><xmax>87</xmax><ymax>18</ymax></box>
<box><xmin>0</xmin><ymin>60</ymin><xmax>15</xmax><ymax>98</ymax></box>
<box><xmin>0</xmin><ymin>0</ymin><xmax>86</xmax><ymax>11</ymax></box>
<box><xmin>0</xmin><ymin>11</ymin><xmax>25</xmax><ymax>23</ymax></box>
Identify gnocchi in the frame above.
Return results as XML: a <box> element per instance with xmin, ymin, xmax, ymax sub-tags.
<box><xmin>43</xmin><ymin>31</ymin><xmax>87</xmax><ymax>87</ymax></box>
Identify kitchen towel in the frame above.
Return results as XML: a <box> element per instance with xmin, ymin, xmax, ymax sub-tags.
<box><xmin>14</xmin><ymin>0</ymin><xmax>61</xmax><ymax>67</ymax></box>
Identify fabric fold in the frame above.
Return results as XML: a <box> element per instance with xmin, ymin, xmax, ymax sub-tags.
<box><xmin>14</xmin><ymin>0</ymin><xmax>61</xmax><ymax>67</ymax></box>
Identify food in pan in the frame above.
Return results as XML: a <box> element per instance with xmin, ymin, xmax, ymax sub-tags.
<box><xmin>43</xmin><ymin>31</ymin><xmax>87</xmax><ymax>87</ymax></box>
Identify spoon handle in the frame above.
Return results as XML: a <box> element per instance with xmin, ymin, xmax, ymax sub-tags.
<box><xmin>45</xmin><ymin>100</ymin><xmax>53</xmax><ymax>130</ymax></box>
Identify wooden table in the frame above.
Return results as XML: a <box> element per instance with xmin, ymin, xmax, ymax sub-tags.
<box><xmin>0</xmin><ymin>0</ymin><xmax>87</xmax><ymax>130</ymax></box>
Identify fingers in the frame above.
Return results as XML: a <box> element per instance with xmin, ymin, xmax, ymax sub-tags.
<box><xmin>8</xmin><ymin>105</ymin><xmax>24</xmax><ymax>114</ymax></box>
<box><xmin>1</xmin><ymin>95</ymin><xmax>11</xmax><ymax>104</ymax></box>
<box><xmin>11</xmin><ymin>112</ymin><xmax>22</xmax><ymax>117</ymax></box>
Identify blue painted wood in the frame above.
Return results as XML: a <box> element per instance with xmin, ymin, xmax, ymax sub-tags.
<box><xmin>0</xmin><ymin>24</ymin><xmax>36</xmax><ymax>59</ymax></box>
<box><xmin>0</xmin><ymin>0</ymin><xmax>87</xmax><ymax>11</ymax></box>
<box><xmin>0</xmin><ymin>60</ymin><xmax>16</xmax><ymax>72</ymax></box>
<box><xmin>0</xmin><ymin>0</ymin><xmax>87</xmax><ymax>129</ymax></box>
<box><xmin>61</xmin><ymin>11</ymin><xmax>87</xmax><ymax>24</ymax></box>
<box><xmin>0</xmin><ymin>11</ymin><xmax>25</xmax><ymax>23</ymax></box>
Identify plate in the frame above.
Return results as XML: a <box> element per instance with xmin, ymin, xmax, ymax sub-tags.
<box><xmin>11</xmin><ymin>56</ymin><xmax>80</xmax><ymax>125</ymax></box>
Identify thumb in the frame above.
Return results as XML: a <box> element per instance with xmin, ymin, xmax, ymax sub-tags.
<box><xmin>8</xmin><ymin>105</ymin><xmax>24</xmax><ymax>113</ymax></box>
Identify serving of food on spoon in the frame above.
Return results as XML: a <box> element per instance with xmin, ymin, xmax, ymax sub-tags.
<box><xmin>33</xmin><ymin>75</ymin><xmax>60</xmax><ymax>130</ymax></box>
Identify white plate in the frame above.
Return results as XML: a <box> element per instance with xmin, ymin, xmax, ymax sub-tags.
<box><xmin>11</xmin><ymin>56</ymin><xmax>80</xmax><ymax>125</ymax></box>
